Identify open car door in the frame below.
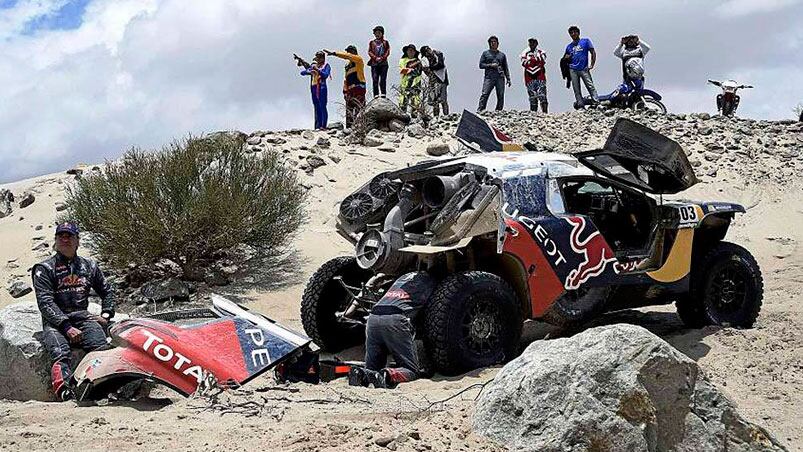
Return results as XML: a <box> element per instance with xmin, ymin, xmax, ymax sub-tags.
<box><xmin>575</xmin><ymin>118</ymin><xmax>698</xmax><ymax>194</ymax></box>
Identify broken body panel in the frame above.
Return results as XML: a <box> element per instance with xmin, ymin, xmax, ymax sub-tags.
<box><xmin>72</xmin><ymin>296</ymin><xmax>311</xmax><ymax>400</ymax></box>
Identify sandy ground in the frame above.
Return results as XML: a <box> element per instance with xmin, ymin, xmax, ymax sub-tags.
<box><xmin>0</xmin><ymin>114</ymin><xmax>801</xmax><ymax>451</ymax></box>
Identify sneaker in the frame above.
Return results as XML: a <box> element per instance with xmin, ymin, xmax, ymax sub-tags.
<box><xmin>59</xmin><ymin>387</ymin><xmax>75</xmax><ymax>401</ymax></box>
<box><xmin>365</xmin><ymin>369</ymin><xmax>390</xmax><ymax>389</ymax></box>
<box><xmin>348</xmin><ymin>366</ymin><xmax>368</xmax><ymax>387</ymax></box>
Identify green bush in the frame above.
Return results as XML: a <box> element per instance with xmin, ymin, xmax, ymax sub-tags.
<box><xmin>65</xmin><ymin>133</ymin><xmax>306</xmax><ymax>278</ymax></box>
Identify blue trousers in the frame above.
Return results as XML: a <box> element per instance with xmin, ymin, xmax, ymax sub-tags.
<box><xmin>311</xmin><ymin>85</ymin><xmax>328</xmax><ymax>129</ymax></box>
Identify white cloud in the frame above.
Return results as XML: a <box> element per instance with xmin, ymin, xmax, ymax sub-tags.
<box><xmin>715</xmin><ymin>0</ymin><xmax>801</xmax><ymax>18</ymax></box>
<box><xmin>0</xmin><ymin>0</ymin><xmax>801</xmax><ymax>183</ymax></box>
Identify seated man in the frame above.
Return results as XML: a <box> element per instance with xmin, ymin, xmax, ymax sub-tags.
<box><xmin>349</xmin><ymin>271</ymin><xmax>435</xmax><ymax>388</ymax></box>
<box><xmin>32</xmin><ymin>222</ymin><xmax>115</xmax><ymax>400</ymax></box>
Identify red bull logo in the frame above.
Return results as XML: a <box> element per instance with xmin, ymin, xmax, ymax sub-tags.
<box><xmin>564</xmin><ymin>216</ymin><xmax>617</xmax><ymax>290</ymax></box>
<box><xmin>60</xmin><ymin>274</ymin><xmax>84</xmax><ymax>287</ymax></box>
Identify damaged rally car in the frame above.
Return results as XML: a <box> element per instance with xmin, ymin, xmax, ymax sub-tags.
<box><xmin>301</xmin><ymin>117</ymin><xmax>763</xmax><ymax>375</ymax></box>
<box><xmin>70</xmin><ymin>295</ymin><xmax>315</xmax><ymax>401</ymax></box>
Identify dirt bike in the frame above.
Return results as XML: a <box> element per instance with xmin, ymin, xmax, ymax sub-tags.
<box><xmin>708</xmin><ymin>79</ymin><xmax>752</xmax><ymax>117</ymax></box>
<box><xmin>576</xmin><ymin>78</ymin><xmax>667</xmax><ymax>114</ymax></box>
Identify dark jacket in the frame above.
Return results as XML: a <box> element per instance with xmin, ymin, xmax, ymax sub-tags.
<box><xmin>371</xmin><ymin>272</ymin><xmax>435</xmax><ymax>318</ymax></box>
<box><xmin>32</xmin><ymin>253</ymin><xmax>115</xmax><ymax>333</ymax></box>
<box><xmin>560</xmin><ymin>57</ymin><xmax>571</xmax><ymax>88</ymax></box>
<box><xmin>479</xmin><ymin>50</ymin><xmax>510</xmax><ymax>80</ymax></box>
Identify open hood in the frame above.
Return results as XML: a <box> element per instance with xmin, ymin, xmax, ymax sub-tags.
<box><xmin>576</xmin><ymin>118</ymin><xmax>698</xmax><ymax>194</ymax></box>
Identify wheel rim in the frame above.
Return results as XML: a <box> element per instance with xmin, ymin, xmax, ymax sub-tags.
<box><xmin>708</xmin><ymin>262</ymin><xmax>748</xmax><ymax>316</ymax></box>
<box><xmin>461</xmin><ymin>298</ymin><xmax>502</xmax><ymax>355</ymax></box>
<box><xmin>635</xmin><ymin>98</ymin><xmax>666</xmax><ymax>113</ymax></box>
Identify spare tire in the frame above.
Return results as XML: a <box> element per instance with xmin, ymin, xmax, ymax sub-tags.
<box><xmin>301</xmin><ymin>256</ymin><xmax>373</xmax><ymax>352</ymax></box>
<box><xmin>424</xmin><ymin>271</ymin><xmax>522</xmax><ymax>375</ymax></box>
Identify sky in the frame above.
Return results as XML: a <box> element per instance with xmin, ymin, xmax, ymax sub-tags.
<box><xmin>0</xmin><ymin>0</ymin><xmax>801</xmax><ymax>183</ymax></box>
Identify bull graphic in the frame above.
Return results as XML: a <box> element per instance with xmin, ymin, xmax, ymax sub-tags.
<box><xmin>564</xmin><ymin>216</ymin><xmax>617</xmax><ymax>290</ymax></box>
<box><xmin>60</xmin><ymin>274</ymin><xmax>84</xmax><ymax>288</ymax></box>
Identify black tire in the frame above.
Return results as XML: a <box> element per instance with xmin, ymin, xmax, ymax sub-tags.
<box><xmin>424</xmin><ymin>271</ymin><xmax>522</xmax><ymax>375</ymax></box>
<box><xmin>676</xmin><ymin>242</ymin><xmax>763</xmax><ymax>328</ymax></box>
<box><xmin>300</xmin><ymin>256</ymin><xmax>372</xmax><ymax>351</ymax></box>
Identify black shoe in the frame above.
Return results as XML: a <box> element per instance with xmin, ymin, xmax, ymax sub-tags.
<box><xmin>365</xmin><ymin>369</ymin><xmax>390</xmax><ymax>389</ymax></box>
<box><xmin>59</xmin><ymin>387</ymin><xmax>75</xmax><ymax>401</ymax></box>
<box><xmin>348</xmin><ymin>367</ymin><xmax>368</xmax><ymax>387</ymax></box>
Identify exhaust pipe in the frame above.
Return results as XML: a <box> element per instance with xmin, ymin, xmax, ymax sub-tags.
<box><xmin>422</xmin><ymin>174</ymin><xmax>469</xmax><ymax>208</ymax></box>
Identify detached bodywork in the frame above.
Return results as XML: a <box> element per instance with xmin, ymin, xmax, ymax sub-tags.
<box><xmin>72</xmin><ymin>296</ymin><xmax>312</xmax><ymax>400</ymax></box>
<box><xmin>302</xmin><ymin>114</ymin><xmax>763</xmax><ymax>375</ymax></box>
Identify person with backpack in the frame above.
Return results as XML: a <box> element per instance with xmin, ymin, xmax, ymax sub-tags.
<box><xmin>420</xmin><ymin>45</ymin><xmax>449</xmax><ymax>116</ymax></box>
<box><xmin>368</xmin><ymin>25</ymin><xmax>391</xmax><ymax>97</ymax></box>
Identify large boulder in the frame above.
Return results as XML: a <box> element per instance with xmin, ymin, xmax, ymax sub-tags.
<box><xmin>359</xmin><ymin>97</ymin><xmax>410</xmax><ymax>133</ymax></box>
<box><xmin>473</xmin><ymin>324</ymin><xmax>787</xmax><ymax>452</ymax></box>
<box><xmin>0</xmin><ymin>302</ymin><xmax>55</xmax><ymax>401</ymax></box>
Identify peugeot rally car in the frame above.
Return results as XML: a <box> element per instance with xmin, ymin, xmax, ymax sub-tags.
<box><xmin>301</xmin><ymin>116</ymin><xmax>763</xmax><ymax>375</ymax></box>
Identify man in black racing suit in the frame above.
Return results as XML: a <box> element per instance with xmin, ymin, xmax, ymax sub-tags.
<box><xmin>31</xmin><ymin>222</ymin><xmax>115</xmax><ymax>400</ymax></box>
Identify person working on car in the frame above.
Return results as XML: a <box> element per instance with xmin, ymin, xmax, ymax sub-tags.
<box><xmin>349</xmin><ymin>271</ymin><xmax>435</xmax><ymax>388</ymax></box>
<box><xmin>32</xmin><ymin>222</ymin><xmax>115</xmax><ymax>401</ymax></box>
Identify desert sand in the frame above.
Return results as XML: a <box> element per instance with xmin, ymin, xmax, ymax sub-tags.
<box><xmin>1</xmin><ymin>109</ymin><xmax>801</xmax><ymax>451</ymax></box>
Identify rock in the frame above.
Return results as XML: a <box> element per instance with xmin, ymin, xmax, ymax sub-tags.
<box><xmin>18</xmin><ymin>193</ymin><xmax>35</xmax><ymax>209</ymax></box>
<box><xmin>363</xmin><ymin>136</ymin><xmax>384</xmax><ymax>147</ymax></box>
<box><xmin>246</xmin><ymin>136</ymin><xmax>262</xmax><ymax>146</ymax></box>
<box><xmin>316</xmin><ymin>137</ymin><xmax>331</xmax><ymax>148</ymax></box>
<box><xmin>699</xmin><ymin>112</ymin><xmax>711</xmax><ymax>120</ymax></box>
<box><xmin>301</xmin><ymin>130</ymin><xmax>315</xmax><ymax>141</ymax></box>
<box><xmin>377</xmin><ymin>145</ymin><xmax>396</xmax><ymax>153</ymax></box>
<box><xmin>203</xmin><ymin>269</ymin><xmax>230</xmax><ymax>287</ymax></box>
<box><xmin>426</xmin><ymin>142</ymin><xmax>451</xmax><ymax>156</ymax></box>
<box><xmin>265</xmin><ymin>137</ymin><xmax>287</xmax><ymax>145</ymax></box>
<box><xmin>66</xmin><ymin>167</ymin><xmax>84</xmax><ymax>176</ymax></box>
<box><xmin>374</xmin><ymin>436</ymin><xmax>395</xmax><ymax>447</ymax></box>
<box><xmin>407</xmin><ymin>123</ymin><xmax>426</xmax><ymax>138</ymax></box>
<box><xmin>34</xmin><ymin>225</ymin><xmax>43</xmax><ymax>231</ymax></box>
<box><xmin>473</xmin><ymin>324</ymin><xmax>786</xmax><ymax>452</ymax></box>
<box><xmin>328</xmin><ymin>153</ymin><xmax>342</xmax><ymax>164</ymax></box>
<box><xmin>0</xmin><ymin>302</ymin><xmax>56</xmax><ymax>401</ymax></box>
<box><xmin>388</xmin><ymin>119</ymin><xmax>406</xmax><ymax>132</ymax></box>
<box><xmin>7</xmin><ymin>280</ymin><xmax>32</xmax><ymax>298</ymax></box>
<box><xmin>55</xmin><ymin>202</ymin><xmax>68</xmax><ymax>212</ymax></box>
<box><xmin>360</xmin><ymin>97</ymin><xmax>411</xmax><ymax>132</ymax></box>
<box><xmin>306</xmin><ymin>155</ymin><xmax>327</xmax><ymax>169</ymax></box>
<box><xmin>0</xmin><ymin>189</ymin><xmax>13</xmax><ymax>218</ymax></box>
<box><xmin>139</xmin><ymin>278</ymin><xmax>190</xmax><ymax>303</ymax></box>
<box><xmin>31</xmin><ymin>242</ymin><xmax>49</xmax><ymax>251</ymax></box>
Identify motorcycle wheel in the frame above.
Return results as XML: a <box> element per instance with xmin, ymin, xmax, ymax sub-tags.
<box><xmin>634</xmin><ymin>97</ymin><xmax>667</xmax><ymax>114</ymax></box>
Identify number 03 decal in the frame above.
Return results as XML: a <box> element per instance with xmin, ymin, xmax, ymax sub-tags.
<box><xmin>678</xmin><ymin>205</ymin><xmax>699</xmax><ymax>227</ymax></box>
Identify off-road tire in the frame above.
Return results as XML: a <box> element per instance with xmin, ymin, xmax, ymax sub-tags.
<box><xmin>676</xmin><ymin>241</ymin><xmax>763</xmax><ymax>328</ymax></box>
<box><xmin>424</xmin><ymin>271</ymin><xmax>522</xmax><ymax>375</ymax></box>
<box><xmin>301</xmin><ymin>256</ymin><xmax>371</xmax><ymax>351</ymax></box>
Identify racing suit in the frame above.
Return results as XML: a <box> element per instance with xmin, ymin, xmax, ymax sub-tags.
<box><xmin>32</xmin><ymin>252</ymin><xmax>115</xmax><ymax>397</ymax></box>
<box><xmin>364</xmin><ymin>271</ymin><xmax>435</xmax><ymax>386</ymax></box>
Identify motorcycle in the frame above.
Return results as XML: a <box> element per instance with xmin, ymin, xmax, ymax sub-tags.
<box><xmin>708</xmin><ymin>79</ymin><xmax>752</xmax><ymax>117</ymax></box>
<box><xmin>575</xmin><ymin>78</ymin><xmax>667</xmax><ymax>114</ymax></box>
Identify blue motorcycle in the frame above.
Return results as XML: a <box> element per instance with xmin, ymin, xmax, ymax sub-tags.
<box><xmin>577</xmin><ymin>78</ymin><xmax>667</xmax><ymax>114</ymax></box>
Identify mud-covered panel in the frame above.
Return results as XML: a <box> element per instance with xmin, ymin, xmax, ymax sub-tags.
<box><xmin>501</xmin><ymin>174</ymin><xmax>549</xmax><ymax>218</ymax></box>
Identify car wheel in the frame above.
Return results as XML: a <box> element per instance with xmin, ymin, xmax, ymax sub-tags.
<box><xmin>300</xmin><ymin>256</ymin><xmax>372</xmax><ymax>351</ymax></box>
<box><xmin>424</xmin><ymin>271</ymin><xmax>522</xmax><ymax>375</ymax></box>
<box><xmin>676</xmin><ymin>242</ymin><xmax>763</xmax><ymax>328</ymax></box>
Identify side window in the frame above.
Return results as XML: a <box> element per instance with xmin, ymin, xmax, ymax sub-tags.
<box><xmin>560</xmin><ymin>179</ymin><xmax>615</xmax><ymax>214</ymax></box>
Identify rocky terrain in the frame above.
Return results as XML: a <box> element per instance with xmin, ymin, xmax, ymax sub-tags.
<box><xmin>0</xmin><ymin>107</ymin><xmax>801</xmax><ymax>451</ymax></box>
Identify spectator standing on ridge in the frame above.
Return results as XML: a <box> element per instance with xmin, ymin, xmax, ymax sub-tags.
<box><xmin>420</xmin><ymin>45</ymin><xmax>450</xmax><ymax>116</ymax></box>
<box><xmin>32</xmin><ymin>222</ymin><xmax>115</xmax><ymax>401</ymax></box>
<box><xmin>521</xmin><ymin>37</ymin><xmax>548</xmax><ymax>113</ymax></box>
<box><xmin>399</xmin><ymin>44</ymin><xmax>423</xmax><ymax>117</ymax></box>
<box><xmin>603</xmin><ymin>34</ymin><xmax>651</xmax><ymax>106</ymax></box>
<box><xmin>325</xmin><ymin>45</ymin><xmax>366</xmax><ymax>128</ymax></box>
<box><xmin>298</xmin><ymin>51</ymin><xmax>331</xmax><ymax>130</ymax></box>
<box><xmin>349</xmin><ymin>272</ymin><xmax>436</xmax><ymax>389</ymax></box>
<box><xmin>368</xmin><ymin>25</ymin><xmax>391</xmax><ymax>98</ymax></box>
<box><xmin>478</xmin><ymin>35</ymin><xmax>511</xmax><ymax>111</ymax></box>
<box><xmin>563</xmin><ymin>25</ymin><xmax>598</xmax><ymax>107</ymax></box>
